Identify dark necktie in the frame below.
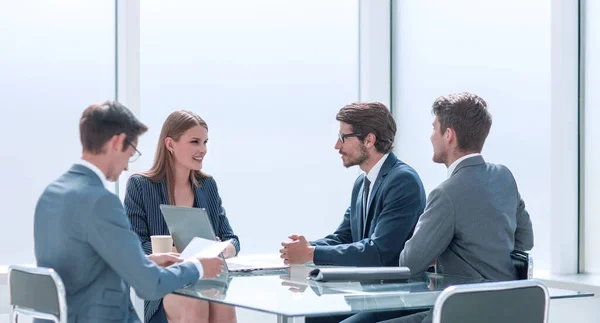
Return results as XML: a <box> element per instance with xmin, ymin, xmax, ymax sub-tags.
<box><xmin>362</xmin><ymin>176</ymin><xmax>371</xmax><ymax>238</ymax></box>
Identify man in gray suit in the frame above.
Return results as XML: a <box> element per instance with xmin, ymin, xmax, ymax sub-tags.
<box><xmin>346</xmin><ymin>92</ymin><xmax>534</xmax><ymax>323</ymax></box>
<box><xmin>401</xmin><ymin>92</ymin><xmax>534</xmax><ymax>280</ymax></box>
<box><xmin>34</xmin><ymin>101</ymin><xmax>224</xmax><ymax>323</ymax></box>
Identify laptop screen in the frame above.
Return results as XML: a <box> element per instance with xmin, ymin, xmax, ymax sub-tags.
<box><xmin>159</xmin><ymin>205</ymin><xmax>216</xmax><ymax>252</ymax></box>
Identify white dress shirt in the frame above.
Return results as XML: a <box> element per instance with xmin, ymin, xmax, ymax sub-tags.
<box><xmin>447</xmin><ymin>153</ymin><xmax>481</xmax><ymax>178</ymax></box>
<box><xmin>74</xmin><ymin>159</ymin><xmax>204</xmax><ymax>277</ymax></box>
<box><xmin>75</xmin><ymin>159</ymin><xmax>110</xmax><ymax>190</ymax></box>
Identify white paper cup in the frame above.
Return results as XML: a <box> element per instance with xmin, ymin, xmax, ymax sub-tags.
<box><xmin>151</xmin><ymin>235</ymin><xmax>173</xmax><ymax>254</ymax></box>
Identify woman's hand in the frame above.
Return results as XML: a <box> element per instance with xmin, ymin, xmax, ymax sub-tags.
<box><xmin>216</xmin><ymin>237</ymin><xmax>237</xmax><ymax>259</ymax></box>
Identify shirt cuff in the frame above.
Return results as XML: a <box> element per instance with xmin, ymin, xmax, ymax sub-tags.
<box><xmin>187</xmin><ymin>258</ymin><xmax>204</xmax><ymax>279</ymax></box>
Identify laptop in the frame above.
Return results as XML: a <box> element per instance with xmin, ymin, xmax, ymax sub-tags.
<box><xmin>159</xmin><ymin>204</ymin><xmax>288</xmax><ymax>272</ymax></box>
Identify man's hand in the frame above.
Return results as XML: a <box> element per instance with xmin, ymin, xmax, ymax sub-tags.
<box><xmin>147</xmin><ymin>252</ymin><xmax>183</xmax><ymax>267</ymax></box>
<box><xmin>280</xmin><ymin>234</ymin><xmax>315</xmax><ymax>265</ymax></box>
<box><xmin>199</xmin><ymin>256</ymin><xmax>225</xmax><ymax>279</ymax></box>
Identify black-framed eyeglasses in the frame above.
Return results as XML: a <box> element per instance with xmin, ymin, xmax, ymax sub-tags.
<box><xmin>125</xmin><ymin>140</ymin><xmax>142</xmax><ymax>163</ymax></box>
<box><xmin>338</xmin><ymin>132</ymin><xmax>362</xmax><ymax>144</ymax></box>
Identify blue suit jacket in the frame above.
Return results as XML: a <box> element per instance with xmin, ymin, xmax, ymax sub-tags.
<box><xmin>34</xmin><ymin>164</ymin><xmax>200</xmax><ymax>323</ymax></box>
<box><xmin>124</xmin><ymin>174</ymin><xmax>239</xmax><ymax>322</ymax></box>
<box><xmin>311</xmin><ymin>153</ymin><xmax>426</xmax><ymax>267</ymax></box>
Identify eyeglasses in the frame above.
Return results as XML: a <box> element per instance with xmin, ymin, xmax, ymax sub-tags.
<box><xmin>338</xmin><ymin>132</ymin><xmax>362</xmax><ymax>144</ymax></box>
<box><xmin>125</xmin><ymin>140</ymin><xmax>142</xmax><ymax>163</ymax></box>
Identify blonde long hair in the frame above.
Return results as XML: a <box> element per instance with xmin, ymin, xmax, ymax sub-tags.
<box><xmin>141</xmin><ymin>110</ymin><xmax>209</xmax><ymax>205</ymax></box>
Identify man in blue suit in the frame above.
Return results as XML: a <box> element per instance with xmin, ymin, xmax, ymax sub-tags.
<box><xmin>280</xmin><ymin>102</ymin><xmax>426</xmax><ymax>322</ymax></box>
<box><xmin>281</xmin><ymin>102</ymin><xmax>426</xmax><ymax>266</ymax></box>
<box><xmin>34</xmin><ymin>101</ymin><xmax>224</xmax><ymax>323</ymax></box>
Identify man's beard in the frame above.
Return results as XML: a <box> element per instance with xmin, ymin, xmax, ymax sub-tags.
<box><xmin>344</xmin><ymin>143</ymin><xmax>369</xmax><ymax>168</ymax></box>
<box><xmin>432</xmin><ymin>148</ymin><xmax>446</xmax><ymax>164</ymax></box>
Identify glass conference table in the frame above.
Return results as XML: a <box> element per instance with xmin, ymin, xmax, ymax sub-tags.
<box><xmin>174</xmin><ymin>263</ymin><xmax>593</xmax><ymax>323</ymax></box>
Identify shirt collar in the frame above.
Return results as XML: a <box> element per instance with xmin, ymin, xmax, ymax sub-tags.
<box><xmin>75</xmin><ymin>159</ymin><xmax>110</xmax><ymax>189</ymax></box>
<box><xmin>365</xmin><ymin>153</ymin><xmax>390</xmax><ymax>185</ymax></box>
<box><xmin>447</xmin><ymin>153</ymin><xmax>481</xmax><ymax>178</ymax></box>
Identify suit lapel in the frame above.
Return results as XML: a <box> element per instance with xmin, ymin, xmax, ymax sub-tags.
<box><xmin>362</xmin><ymin>153</ymin><xmax>397</xmax><ymax>238</ymax></box>
<box><xmin>159</xmin><ymin>180</ymin><xmax>169</xmax><ymax>204</ymax></box>
<box><xmin>159</xmin><ymin>178</ymin><xmax>206</xmax><ymax>208</ymax></box>
<box><xmin>367</xmin><ymin>153</ymin><xmax>397</xmax><ymax>211</ymax></box>
<box><xmin>193</xmin><ymin>179</ymin><xmax>208</xmax><ymax>210</ymax></box>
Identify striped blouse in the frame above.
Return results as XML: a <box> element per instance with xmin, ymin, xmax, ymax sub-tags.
<box><xmin>124</xmin><ymin>174</ymin><xmax>240</xmax><ymax>322</ymax></box>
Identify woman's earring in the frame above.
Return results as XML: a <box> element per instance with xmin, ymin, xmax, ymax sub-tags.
<box><xmin>169</xmin><ymin>150</ymin><xmax>173</xmax><ymax>154</ymax></box>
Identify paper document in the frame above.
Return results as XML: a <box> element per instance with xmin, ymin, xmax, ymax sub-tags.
<box><xmin>180</xmin><ymin>237</ymin><xmax>231</xmax><ymax>259</ymax></box>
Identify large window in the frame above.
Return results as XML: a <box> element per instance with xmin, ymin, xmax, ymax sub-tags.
<box><xmin>135</xmin><ymin>1</ymin><xmax>360</xmax><ymax>253</ymax></box>
<box><xmin>391</xmin><ymin>0</ymin><xmax>578</xmax><ymax>272</ymax></box>
<box><xmin>0</xmin><ymin>0</ymin><xmax>115</xmax><ymax>264</ymax></box>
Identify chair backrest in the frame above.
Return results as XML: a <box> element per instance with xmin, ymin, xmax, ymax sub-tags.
<box><xmin>432</xmin><ymin>280</ymin><xmax>549</xmax><ymax>323</ymax></box>
<box><xmin>8</xmin><ymin>265</ymin><xmax>67</xmax><ymax>323</ymax></box>
<box><xmin>511</xmin><ymin>250</ymin><xmax>534</xmax><ymax>279</ymax></box>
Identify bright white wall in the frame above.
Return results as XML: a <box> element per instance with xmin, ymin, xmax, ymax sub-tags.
<box><xmin>582</xmin><ymin>0</ymin><xmax>600</xmax><ymax>274</ymax></box>
<box><xmin>131</xmin><ymin>0</ymin><xmax>360</xmax><ymax>254</ymax></box>
<box><xmin>392</xmin><ymin>0</ymin><xmax>578</xmax><ymax>273</ymax></box>
<box><xmin>0</xmin><ymin>0</ymin><xmax>115</xmax><ymax>265</ymax></box>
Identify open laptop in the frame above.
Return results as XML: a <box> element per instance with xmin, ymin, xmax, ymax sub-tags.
<box><xmin>159</xmin><ymin>204</ymin><xmax>288</xmax><ymax>272</ymax></box>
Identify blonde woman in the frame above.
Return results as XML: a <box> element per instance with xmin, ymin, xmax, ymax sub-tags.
<box><xmin>125</xmin><ymin>110</ymin><xmax>239</xmax><ymax>323</ymax></box>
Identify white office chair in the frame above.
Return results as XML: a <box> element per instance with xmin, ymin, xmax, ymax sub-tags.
<box><xmin>8</xmin><ymin>265</ymin><xmax>67</xmax><ymax>323</ymax></box>
<box><xmin>432</xmin><ymin>280</ymin><xmax>549</xmax><ymax>323</ymax></box>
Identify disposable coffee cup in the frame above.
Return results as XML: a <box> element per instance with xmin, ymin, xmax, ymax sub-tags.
<box><xmin>151</xmin><ymin>235</ymin><xmax>173</xmax><ymax>254</ymax></box>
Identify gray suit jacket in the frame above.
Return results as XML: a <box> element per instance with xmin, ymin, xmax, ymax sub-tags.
<box><xmin>34</xmin><ymin>164</ymin><xmax>200</xmax><ymax>323</ymax></box>
<box><xmin>399</xmin><ymin>155</ymin><xmax>534</xmax><ymax>281</ymax></box>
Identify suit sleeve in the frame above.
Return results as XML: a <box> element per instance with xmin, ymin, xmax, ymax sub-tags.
<box><xmin>87</xmin><ymin>192</ymin><xmax>200</xmax><ymax>300</ymax></box>
<box><xmin>124</xmin><ymin>176</ymin><xmax>152</xmax><ymax>255</ymax></box>
<box><xmin>400</xmin><ymin>187</ymin><xmax>455</xmax><ymax>276</ymax></box>
<box><xmin>313</xmin><ymin>171</ymin><xmax>425</xmax><ymax>266</ymax></box>
<box><xmin>310</xmin><ymin>207</ymin><xmax>353</xmax><ymax>246</ymax></box>
<box><xmin>514</xmin><ymin>191</ymin><xmax>534</xmax><ymax>251</ymax></box>
<box><xmin>207</xmin><ymin>179</ymin><xmax>240</xmax><ymax>254</ymax></box>
<box><xmin>215</xmin><ymin>205</ymin><xmax>240</xmax><ymax>254</ymax></box>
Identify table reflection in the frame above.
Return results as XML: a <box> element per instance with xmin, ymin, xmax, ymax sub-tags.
<box><xmin>174</xmin><ymin>264</ymin><xmax>592</xmax><ymax>318</ymax></box>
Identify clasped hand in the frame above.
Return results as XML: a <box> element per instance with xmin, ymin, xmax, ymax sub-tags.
<box><xmin>279</xmin><ymin>234</ymin><xmax>315</xmax><ymax>265</ymax></box>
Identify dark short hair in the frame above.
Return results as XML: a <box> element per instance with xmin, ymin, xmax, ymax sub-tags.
<box><xmin>336</xmin><ymin>102</ymin><xmax>396</xmax><ymax>154</ymax></box>
<box><xmin>79</xmin><ymin>100</ymin><xmax>148</xmax><ymax>154</ymax></box>
<box><xmin>432</xmin><ymin>92</ymin><xmax>492</xmax><ymax>152</ymax></box>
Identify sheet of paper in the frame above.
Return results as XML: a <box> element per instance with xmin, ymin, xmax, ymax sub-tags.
<box><xmin>180</xmin><ymin>237</ymin><xmax>231</xmax><ymax>259</ymax></box>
